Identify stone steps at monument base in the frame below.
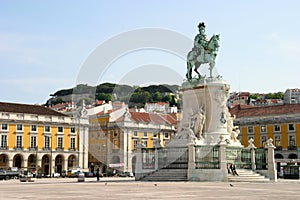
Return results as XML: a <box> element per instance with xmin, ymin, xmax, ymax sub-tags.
<box><xmin>228</xmin><ymin>169</ymin><xmax>270</xmax><ymax>182</ymax></box>
<box><xmin>141</xmin><ymin>169</ymin><xmax>188</xmax><ymax>181</ymax></box>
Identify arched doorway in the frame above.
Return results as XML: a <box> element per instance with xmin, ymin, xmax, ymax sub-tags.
<box><xmin>67</xmin><ymin>155</ymin><xmax>76</xmax><ymax>169</ymax></box>
<box><xmin>288</xmin><ymin>153</ymin><xmax>298</xmax><ymax>159</ymax></box>
<box><xmin>275</xmin><ymin>154</ymin><xmax>284</xmax><ymax>159</ymax></box>
<box><xmin>55</xmin><ymin>155</ymin><xmax>64</xmax><ymax>175</ymax></box>
<box><xmin>27</xmin><ymin>154</ymin><xmax>36</xmax><ymax>173</ymax></box>
<box><xmin>0</xmin><ymin>154</ymin><xmax>9</xmax><ymax>169</ymax></box>
<box><xmin>13</xmin><ymin>154</ymin><xmax>23</xmax><ymax>169</ymax></box>
<box><xmin>42</xmin><ymin>155</ymin><xmax>50</xmax><ymax>176</ymax></box>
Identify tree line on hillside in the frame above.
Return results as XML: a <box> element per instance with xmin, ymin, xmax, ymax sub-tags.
<box><xmin>46</xmin><ymin>83</ymin><xmax>180</xmax><ymax>108</ymax></box>
<box><xmin>248</xmin><ymin>92</ymin><xmax>284</xmax><ymax>100</ymax></box>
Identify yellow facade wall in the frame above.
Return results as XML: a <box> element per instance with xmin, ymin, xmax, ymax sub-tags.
<box><xmin>296</xmin><ymin>124</ymin><xmax>300</xmax><ymax>148</ymax></box>
<box><xmin>23</xmin><ymin>125</ymin><xmax>30</xmax><ymax>149</ymax></box>
<box><xmin>8</xmin><ymin>124</ymin><xmax>16</xmax><ymax>148</ymax></box>
<box><xmin>281</xmin><ymin>124</ymin><xmax>288</xmax><ymax>148</ymax></box>
<box><xmin>38</xmin><ymin>126</ymin><xmax>44</xmax><ymax>148</ymax></box>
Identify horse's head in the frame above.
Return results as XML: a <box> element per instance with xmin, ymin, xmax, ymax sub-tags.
<box><xmin>207</xmin><ymin>34</ymin><xmax>220</xmax><ymax>51</ymax></box>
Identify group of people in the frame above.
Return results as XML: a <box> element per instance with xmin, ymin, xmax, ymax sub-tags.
<box><xmin>227</xmin><ymin>163</ymin><xmax>239</xmax><ymax>176</ymax></box>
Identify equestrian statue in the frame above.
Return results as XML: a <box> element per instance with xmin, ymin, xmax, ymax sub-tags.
<box><xmin>186</xmin><ymin>22</ymin><xmax>220</xmax><ymax>81</ymax></box>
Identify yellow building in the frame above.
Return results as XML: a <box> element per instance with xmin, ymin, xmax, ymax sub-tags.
<box><xmin>0</xmin><ymin>102</ymin><xmax>89</xmax><ymax>176</ymax></box>
<box><xmin>230</xmin><ymin>104</ymin><xmax>300</xmax><ymax>172</ymax></box>
<box><xmin>88</xmin><ymin>107</ymin><xmax>177</xmax><ymax>175</ymax></box>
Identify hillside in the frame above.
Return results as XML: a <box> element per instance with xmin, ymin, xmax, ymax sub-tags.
<box><xmin>45</xmin><ymin>83</ymin><xmax>180</xmax><ymax>108</ymax></box>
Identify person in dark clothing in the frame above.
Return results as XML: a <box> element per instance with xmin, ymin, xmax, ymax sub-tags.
<box><xmin>230</xmin><ymin>164</ymin><xmax>239</xmax><ymax>176</ymax></box>
<box><xmin>96</xmin><ymin>168</ymin><xmax>100</xmax><ymax>181</ymax></box>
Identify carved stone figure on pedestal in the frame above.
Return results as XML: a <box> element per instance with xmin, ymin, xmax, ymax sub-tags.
<box><xmin>189</xmin><ymin>107</ymin><xmax>206</xmax><ymax>140</ymax></box>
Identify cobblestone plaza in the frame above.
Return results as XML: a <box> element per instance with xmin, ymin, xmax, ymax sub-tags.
<box><xmin>1</xmin><ymin>177</ymin><xmax>300</xmax><ymax>200</ymax></box>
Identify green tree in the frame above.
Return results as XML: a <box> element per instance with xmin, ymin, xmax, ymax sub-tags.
<box><xmin>153</xmin><ymin>91</ymin><xmax>162</xmax><ymax>102</ymax></box>
<box><xmin>96</xmin><ymin>93</ymin><xmax>112</xmax><ymax>102</ymax></box>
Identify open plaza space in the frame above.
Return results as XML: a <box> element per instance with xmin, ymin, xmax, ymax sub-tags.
<box><xmin>1</xmin><ymin>177</ymin><xmax>300</xmax><ymax>200</ymax></box>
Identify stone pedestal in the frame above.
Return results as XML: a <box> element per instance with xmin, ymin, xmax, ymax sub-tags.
<box><xmin>180</xmin><ymin>78</ymin><xmax>231</xmax><ymax>145</ymax></box>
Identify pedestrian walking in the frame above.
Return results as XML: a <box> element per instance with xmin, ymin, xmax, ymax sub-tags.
<box><xmin>96</xmin><ymin>167</ymin><xmax>100</xmax><ymax>181</ymax></box>
<box><xmin>231</xmin><ymin>164</ymin><xmax>239</xmax><ymax>176</ymax></box>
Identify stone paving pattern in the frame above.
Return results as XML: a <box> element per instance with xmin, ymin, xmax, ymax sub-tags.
<box><xmin>1</xmin><ymin>177</ymin><xmax>300</xmax><ymax>200</ymax></box>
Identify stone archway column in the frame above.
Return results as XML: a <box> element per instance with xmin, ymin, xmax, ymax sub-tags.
<box><xmin>64</xmin><ymin>158</ymin><xmax>68</xmax><ymax>171</ymax></box>
<box><xmin>23</xmin><ymin>159</ymin><xmax>28</xmax><ymax>169</ymax></box>
<box><xmin>9</xmin><ymin>159</ymin><xmax>13</xmax><ymax>169</ymax></box>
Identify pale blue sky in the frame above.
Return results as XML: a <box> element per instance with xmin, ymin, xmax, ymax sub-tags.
<box><xmin>0</xmin><ymin>0</ymin><xmax>299</xmax><ymax>104</ymax></box>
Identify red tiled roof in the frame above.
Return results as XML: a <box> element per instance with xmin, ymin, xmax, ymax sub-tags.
<box><xmin>0</xmin><ymin>102</ymin><xmax>67</xmax><ymax>117</ymax></box>
<box><xmin>230</xmin><ymin>104</ymin><xmax>300</xmax><ymax>118</ymax></box>
<box><xmin>115</xmin><ymin>111</ymin><xmax>177</xmax><ymax>125</ymax></box>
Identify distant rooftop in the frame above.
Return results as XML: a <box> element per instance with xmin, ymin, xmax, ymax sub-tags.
<box><xmin>0</xmin><ymin>102</ymin><xmax>67</xmax><ymax>117</ymax></box>
<box><xmin>230</xmin><ymin>104</ymin><xmax>300</xmax><ymax>118</ymax></box>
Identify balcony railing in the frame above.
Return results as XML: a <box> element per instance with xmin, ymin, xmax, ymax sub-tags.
<box><xmin>29</xmin><ymin>147</ymin><xmax>38</xmax><ymax>151</ymax></box>
<box><xmin>112</xmin><ymin>149</ymin><xmax>119</xmax><ymax>153</ymax></box>
<box><xmin>275</xmin><ymin>146</ymin><xmax>282</xmax><ymax>151</ymax></box>
<box><xmin>288</xmin><ymin>146</ymin><xmax>297</xmax><ymax>150</ymax></box>
<box><xmin>0</xmin><ymin>146</ymin><xmax>8</xmax><ymax>150</ymax></box>
<box><xmin>56</xmin><ymin>147</ymin><xmax>64</xmax><ymax>151</ymax></box>
<box><xmin>43</xmin><ymin>147</ymin><xmax>51</xmax><ymax>151</ymax></box>
<box><xmin>69</xmin><ymin>147</ymin><xmax>76</xmax><ymax>151</ymax></box>
<box><xmin>14</xmin><ymin>146</ymin><xmax>23</xmax><ymax>150</ymax></box>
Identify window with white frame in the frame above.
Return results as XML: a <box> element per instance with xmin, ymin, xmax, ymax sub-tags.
<box><xmin>133</xmin><ymin>140</ymin><xmax>138</xmax><ymax>149</ymax></box>
<box><xmin>274</xmin><ymin>135</ymin><xmax>281</xmax><ymax>147</ymax></box>
<box><xmin>133</xmin><ymin>131</ymin><xmax>138</xmax><ymax>137</ymax></box>
<box><xmin>16</xmin><ymin>124</ymin><xmax>23</xmax><ymax>131</ymax></box>
<box><xmin>114</xmin><ymin>131</ymin><xmax>118</xmax><ymax>138</ymax></box>
<box><xmin>1</xmin><ymin>135</ymin><xmax>7</xmax><ymax>148</ymax></box>
<box><xmin>153</xmin><ymin>132</ymin><xmax>158</xmax><ymax>138</ymax></box>
<box><xmin>289</xmin><ymin>135</ymin><xmax>296</xmax><ymax>146</ymax></box>
<box><xmin>102</xmin><ymin>132</ymin><xmax>106</xmax><ymax>138</ymax></box>
<box><xmin>71</xmin><ymin>127</ymin><xmax>76</xmax><ymax>133</ymax></box>
<box><xmin>142</xmin><ymin>140</ymin><xmax>148</xmax><ymax>147</ymax></box>
<box><xmin>288</xmin><ymin>123</ymin><xmax>295</xmax><ymax>132</ymax></box>
<box><xmin>260</xmin><ymin>125</ymin><xmax>266</xmax><ymax>133</ymax></box>
<box><xmin>261</xmin><ymin>136</ymin><xmax>267</xmax><ymax>148</ymax></box>
<box><xmin>164</xmin><ymin>132</ymin><xmax>169</xmax><ymax>138</ymax></box>
<box><xmin>70</xmin><ymin>137</ymin><xmax>75</xmax><ymax>150</ymax></box>
<box><xmin>30</xmin><ymin>136</ymin><xmax>37</xmax><ymax>148</ymax></box>
<box><xmin>143</xmin><ymin>132</ymin><xmax>148</xmax><ymax>138</ymax></box>
<box><xmin>97</xmin><ymin>144</ymin><xmax>100</xmax><ymax>151</ymax></box>
<box><xmin>44</xmin><ymin>126</ymin><xmax>50</xmax><ymax>132</ymax></box>
<box><xmin>57</xmin><ymin>137</ymin><xmax>63</xmax><ymax>149</ymax></box>
<box><xmin>58</xmin><ymin>127</ymin><xmax>63</xmax><ymax>133</ymax></box>
<box><xmin>44</xmin><ymin>136</ymin><xmax>50</xmax><ymax>149</ymax></box>
<box><xmin>247</xmin><ymin>126</ymin><xmax>254</xmax><ymax>134</ymax></box>
<box><xmin>1</xmin><ymin>123</ymin><xmax>8</xmax><ymax>131</ymax></box>
<box><xmin>274</xmin><ymin>124</ymin><xmax>281</xmax><ymax>132</ymax></box>
<box><xmin>31</xmin><ymin>125</ymin><xmax>37</xmax><ymax>132</ymax></box>
<box><xmin>16</xmin><ymin>135</ymin><xmax>22</xmax><ymax>148</ymax></box>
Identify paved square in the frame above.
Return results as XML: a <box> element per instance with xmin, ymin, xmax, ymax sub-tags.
<box><xmin>1</xmin><ymin>178</ymin><xmax>300</xmax><ymax>200</ymax></box>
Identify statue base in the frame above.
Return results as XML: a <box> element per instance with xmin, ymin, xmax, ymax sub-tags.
<box><xmin>169</xmin><ymin>76</ymin><xmax>241</xmax><ymax>147</ymax></box>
